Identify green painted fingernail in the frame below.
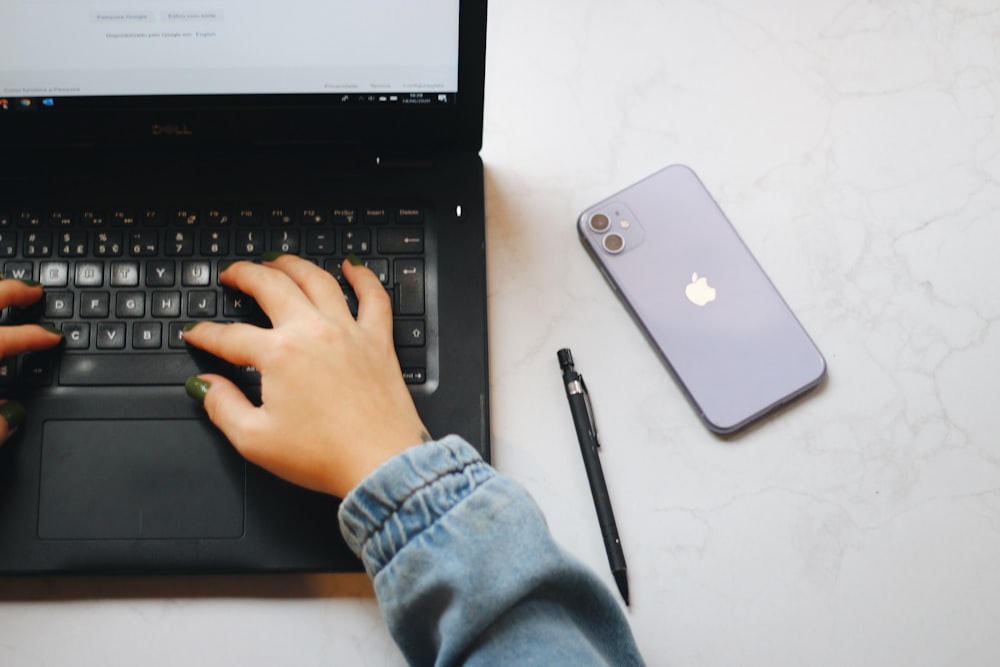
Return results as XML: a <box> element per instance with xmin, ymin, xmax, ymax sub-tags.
<box><xmin>262</xmin><ymin>250</ymin><xmax>284</xmax><ymax>262</ymax></box>
<box><xmin>0</xmin><ymin>400</ymin><xmax>27</xmax><ymax>431</ymax></box>
<box><xmin>41</xmin><ymin>324</ymin><xmax>63</xmax><ymax>337</ymax></box>
<box><xmin>183</xmin><ymin>321</ymin><xmax>201</xmax><ymax>333</ymax></box>
<box><xmin>185</xmin><ymin>376</ymin><xmax>211</xmax><ymax>403</ymax></box>
<box><xmin>346</xmin><ymin>253</ymin><xmax>362</xmax><ymax>266</ymax></box>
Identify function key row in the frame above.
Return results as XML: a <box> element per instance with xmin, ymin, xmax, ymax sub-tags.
<box><xmin>0</xmin><ymin>227</ymin><xmax>423</xmax><ymax>259</ymax></box>
<box><xmin>0</xmin><ymin>206</ymin><xmax>425</xmax><ymax>229</ymax></box>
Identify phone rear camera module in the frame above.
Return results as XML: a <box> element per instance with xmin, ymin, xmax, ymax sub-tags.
<box><xmin>589</xmin><ymin>213</ymin><xmax>611</xmax><ymax>233</ymax></box>
<box><xmin>603</xmin><ymin>233</ymin><xmax>625</xmax><ymax>254</ymax></box>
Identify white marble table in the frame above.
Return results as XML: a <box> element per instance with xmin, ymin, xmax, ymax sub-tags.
<box><xmin>4</xmin><ymin>2</ymin><xmax>1000</xmax><ymax>665</ymax></box>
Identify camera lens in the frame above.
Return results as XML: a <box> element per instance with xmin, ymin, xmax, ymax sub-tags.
<box><xmin>589</xmin><ymin>213</ymin><xmax>611</xmax><ymax>233</ymax></box>
<box><xmin>603</xmin><ymin>233</ymin><xmax>625</xmax><ymax>254</ymax></box>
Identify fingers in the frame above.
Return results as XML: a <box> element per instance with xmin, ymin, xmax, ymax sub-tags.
<box><xmin>0</xmin><ymin>279</ymin><xmax>44</xmax><ymax>310</ymax></box>
<box><xmin>182</xmin><ymin>321</ymin><xmax>264</xmax><ymax>367</ymax></box>
<box><xmin>262</xmin><ymin>254</ymin><xmax>353</xmax><ymax>320</ymax></box>
<box><xmin>217</xmin><ymin>260</ymin><xmax>314</xmax><ymax>325</ymax></box>
<box><xmin>0</xmin><ymin>325</ymin><xmax>63</xmax><ymax>359</ymax></box>
<box><xmin>343</xmin><ymin>259</ymin><xmax>394</xmax><ymax>335</ymax></box>
<box><xmin>186</xmin><ymin>374</ymin><xmax>265</xmax><ymax>456</ymax></box>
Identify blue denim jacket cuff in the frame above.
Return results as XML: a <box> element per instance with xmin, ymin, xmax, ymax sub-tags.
<box><xmin>337</xmin><ymin>434</ymin><xmax>494</xmax><ymax>578</ymax></box>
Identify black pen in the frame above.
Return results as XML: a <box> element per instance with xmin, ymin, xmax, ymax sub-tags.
<box><xmin>557</xmin><ymin>348</ymin><xmax>629</xmax><ymax>605</ymax></box>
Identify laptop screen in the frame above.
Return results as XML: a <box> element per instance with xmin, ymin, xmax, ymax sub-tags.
<box><xmin>0</xmin><ymin>0</ymin><xmax>484</xmax><ymax>150</ymax></box>
<box><xmin>1</xmin><ymin>0</ymin><xmax>458</xmax><ymax>103</ymax></box>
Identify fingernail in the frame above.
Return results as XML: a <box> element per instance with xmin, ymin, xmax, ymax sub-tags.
<box><xmin>262</xmin><ymin>250</ymin><xmax>285</xmax><ymax>263</ymax></box>
<box><xmin>219</xmin><ymin>260</ymin><xmax>235</xmax><ymax>274</ymax></box>
<box><xmin>346</xmin><ymin>253</ymin><xmax>363</xmax><ymax>267</ymax></box>
<box><xmin>183</xmin><ymin>321</ymin><xmax>201</xmax><ymax>334</ymax></box>
<box><xmin>0</xmin><ymin>400</ymin><xmax>27</xmax><ymax>431</ymax></box>
<box><xmin>41</xmin><ymin>324</ymin><xmax>63</xmax><ymax>337</ymax></box>
<box><xmin>5</xmin><ymin>277</ymin><xmax>42</xmax><ymax>287</ymax></box>
<box><xmin>185</xmin><ymin>376</ymin><xmax>211</xmax><ymax>403</ymax></box>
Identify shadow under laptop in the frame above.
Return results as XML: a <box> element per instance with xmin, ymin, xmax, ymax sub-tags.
<box><xmin>0</xmin><ymin>572</ymin><xmax>375</xmax><ymax>602</ymax></box>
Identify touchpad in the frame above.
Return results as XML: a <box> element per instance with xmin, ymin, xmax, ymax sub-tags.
<box><xmin>38</xmin><ymin>420</ymin><xmax>245</xmax><ymax>540</ymax></box>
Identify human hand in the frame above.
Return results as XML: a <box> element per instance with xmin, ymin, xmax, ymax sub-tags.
<box><xmin>181</xmin><ymin>254</ymin><xmax>430</xmax><ymax>498</ymax></box>
<box><xmin>0</xmin><ymin>279</ymin><xmax>63</xmax><ymax>444</ymax></box>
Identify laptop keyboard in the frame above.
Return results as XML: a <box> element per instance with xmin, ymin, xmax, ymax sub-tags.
<box><xmin>0</xmin><ymin>203</ymin><xmax>430</xmax><ymax>396</ymax></box>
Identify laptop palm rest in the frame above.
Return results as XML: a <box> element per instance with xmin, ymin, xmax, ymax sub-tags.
<box><xmin>38</xmin><ymin>420</ymin><xmax>245</xmax><ymax>540</ymax></box>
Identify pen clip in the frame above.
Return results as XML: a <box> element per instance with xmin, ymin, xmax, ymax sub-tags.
<box><xmin>580</xmin><ymin>376</ymin><xmax>601</xmax><ymax>448</ymax></box>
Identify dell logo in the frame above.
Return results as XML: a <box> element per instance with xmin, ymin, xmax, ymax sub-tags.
<box><xmin>151</xmin><ymin>123</ymin><xmax>194</xmax><ymax>137</ymax></box>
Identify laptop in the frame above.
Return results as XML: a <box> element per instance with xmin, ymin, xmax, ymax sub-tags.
<box><xmin>0</xmin><ymin>0</ymin><xmax>490</xmax><ymax>573</ymax></box>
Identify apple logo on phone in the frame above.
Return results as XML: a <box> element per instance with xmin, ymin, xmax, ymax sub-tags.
<box><xmin>685</xmin><ymin>273</ymin><xmax>717</xmax><ymax>306</ymax></box>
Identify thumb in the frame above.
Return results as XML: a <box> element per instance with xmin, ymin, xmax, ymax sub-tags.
<box><xmin>185</xmin><ymin>375</ymin><xmax>263</xmax><ymax>454</ymax></box>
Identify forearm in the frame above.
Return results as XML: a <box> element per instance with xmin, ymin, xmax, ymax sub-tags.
<box><xmin>338</xmin><ymin>435</ymin><xmax>644</xmax><ymax>666</ymax></box>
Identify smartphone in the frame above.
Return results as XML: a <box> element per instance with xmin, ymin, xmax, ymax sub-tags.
<box><xmin>577</xmin><ymin>164</ymin><xmax>826</xmax><ymax>434</ymax></box>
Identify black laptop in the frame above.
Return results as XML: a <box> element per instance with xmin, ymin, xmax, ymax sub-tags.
<box><xmin>0</xmin><ymin>0</ymin><xmax>489</xmax><ymax>573</ymax></box>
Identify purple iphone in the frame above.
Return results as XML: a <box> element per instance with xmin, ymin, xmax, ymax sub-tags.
<box><xmin>577</xmin><ymin>164</ymin><xmax>826</xmax><ymax>434</ymax></box>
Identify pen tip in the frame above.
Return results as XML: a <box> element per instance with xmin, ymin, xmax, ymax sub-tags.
<box><xmin>614</xmin><ymin>570</ymin><xmax>629</xmax><ymax>606</ymax></box>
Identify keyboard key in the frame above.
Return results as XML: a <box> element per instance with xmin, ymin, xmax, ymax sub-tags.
<box><xmin>187</xmin><ymin>290</ymin><xmax>217</xmax><ymax>317</ymax></box>
<box><xmin>111</xmin><ymin>210</ymin><xmax>139</xmax><ymax>227</ymax></box>
<box><xmin>80</xmin><ymin>291</ymin><xmax>110</xmax><ymax>318</ymax></box>
<box><xmin>22</xmin><ymin>351</ymin><xmax>55</xmax><ymax>386</ymax></box>
<box><xmin>129</xmin><ymin>230</ymin><xmax>159</xmax><ymax>256</ymax></box>
<box><xmin>269</xmin><ymin>208</ymin><xmax>294</xmax><ymax>225</ymax></box>
<box><xmin>75</xmin><ymin>262</ymin><xmax>104</xmax><ymax>287</ymax></box>
<box><xmin>94</xmin><ymin>231</ymin><xmax>123</xmax><ymax>257</ymax></box>
<box><xmin>401</xmin><ymin>368</ymin><xmax>426</xmax><ymax>384</ymax></box>
<box><xmin>206</xmin><ymin>209</ymin><xmax>232</xmax><ymax>226</ymax></box>
<box><xmin>363</xmin><ymin>258</ymin><xmax>389</xmax><ymax>285</ymax></box>
<box><xmin>61</xmin><ymin>322</ymin><xmax>91</xmax><ymax>349</ymax></box>
<box><xmin>201</xmin><ymin>230</ymin><xmax>230</xmax><ymax>256</ymax></box>
<box><xmin>182</xmin><ymin>260</ymin><xmax>212</xmax><ymax>286</ymax></box>
<box><xmin>23</xmin><ymin>231</ymin><xmax>52</xmax><ymax>257</ymax></box>
<box><xmin>96</xmin><ymin>322</ymin><xmax>126</xmax><ymax>349</ymax></box>
<box><xmin>393</xmin><ymin>319</ymin><xmax>426</xmax><ymax>347</ymax></box>
<box><xmin>0</xmin><ymin>232</ymin><xmax>17</xmax><ymax>258</ymax></box>
<box><xmin>395</xmin><ymin>258</ymin><xmax>424</xmax><ymax>315</ymax></box>
<box><xmin>378</xmin><ymin>229</ymin><xmax>423</xmax><ymax>254</ymax></box>
<box><xmin>300</xmin><ymin>208</ymin><xmax>326</xmax><ymax>225</ymax></box>
<box><xmin>396</xmin><ymin>208</ymin><xmax>424</xmax><ymax>224</ymax></box>
<box><xmin>166</xmin><ymin>230</ymin><xmax>194</xmax><ymax>256</ymax></box>
<box><xmin>363</xmin><ymin>208</ymin><xmax>389</xmax><ymax>225</ymax></box>
<box><xmin>342</xmin><ymin>229</ymin><xmax>371</xmax><ymax>254</ymax></box>
<box><xmin>174</xmin><ymin>209</ymin><xmax>200</xmax><ymax>226</ymax></box>
<box><xmin>151</xmin><ymin>291</ymin><xmax>181</xmax><ymax>318</ymax></box>
<box><xmin>2</xmin><ymin>261</ymin><xmax>33</xmax><ymax>282</ymax></box>
<box><xmin>17</xmin><ymin>212</ymin><xmax>42</xmax><ymax>228</ymax></box>
<box><xmin>49</xmin><ymin>211</ymin><xmax>75</xmax><ymax>228</ymax></box>
<box><xmin>306</xmin><ymin>229</ymin><xmax>335</xmax><ymax>254</ymax></box>
<box><xmin>331</xmin><ymin>208</ymin><xmax>358</xmax><ymax>225</ymax></box>
<box><xmin>236</xmin><ymin>229</ymin><xmax>264</xmax><ymax>256</ymax></box>
<box><xmin>59</xmin><ymin>231</ymin><xmax>88</xmax><ymax>257</ymax></box>
<box><xmin>223</xmin><ymin>289</ymin><xmax>257</xmax><ymax>318</ymax></box>
<box><xmin>39</xmin><ymin>261</ymin><xmax>69</xmax><ymax>287</ymax></box>
<box><xmin>44</xmin><ymin>292</ymin><xmax>74</xmax><ymax>318</ymax></box>
<box><xmin>270</xmin><ymin>230</ymin><xmax>299</xmax><ymax>254</ymax></box>
<box><xmin>237</xmin><ymin>208</ymin><xmax>259</xmax><ymax>225</ymax></box>
<box><xmin>110</xmin><ymin>261</ymin><xmax>140</xmax><ymax>286</ymax></box>
<box><xmin>133</xmin><ymin>322</ymin><xmax>163</xmax><ymax>349</ymax></box>
<box><xmin>115</xmin><ymin>291</ymin><xmax>145</xmax><ymax>318</ymax></box>
<box><xmin>146</xmin><ymin>260</ymin><xmax>175</xmax><ymax>287</ymax></box>
<box><xmin>59</xmin><ymin>352</ymin><xmax>223</xmax><ymax>385</ymax></box>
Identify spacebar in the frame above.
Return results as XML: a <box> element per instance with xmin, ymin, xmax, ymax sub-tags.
<box><xmin>59</xmin><ymin>354</ymin><xmax>222</xmax><ymax>386</ymax></box>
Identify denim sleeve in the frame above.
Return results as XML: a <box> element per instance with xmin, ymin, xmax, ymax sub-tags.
<box><xmin>338</xmin><ymin>434</ymin><xmax>644</xmax><ymax>667</ymax></box>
